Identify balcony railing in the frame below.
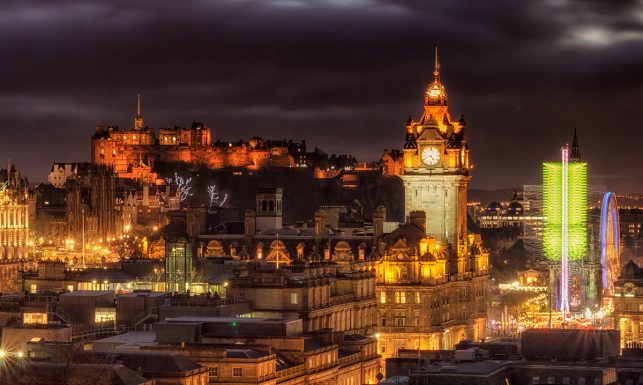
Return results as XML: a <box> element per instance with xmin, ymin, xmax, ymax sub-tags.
<box><xmin>276</xmin><ymin>364</ymin><xmax>305</xmax><ymax>383</ymax></box>
<box><xmin>338</xmin><ymin>352</ymin><xmax>361</xmax><ymax>367</ymax></box>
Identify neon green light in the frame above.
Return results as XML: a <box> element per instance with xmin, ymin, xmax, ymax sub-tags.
<box><xmin>543</xmin><ymin>162</ymin><xmax>587</xmax><ymax>261</ymax></box>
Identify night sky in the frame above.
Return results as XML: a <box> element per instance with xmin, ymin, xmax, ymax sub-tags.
<box><xmin>0</xmin><ymin>0</ymin><xmax>641</xmax><ymax>192</ymax></box>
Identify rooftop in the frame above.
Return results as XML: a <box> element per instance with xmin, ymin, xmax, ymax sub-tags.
<box><xmin>117</xmin><ymin>291</ymin><xmax>167</xmax><ymax>298</ymax></box>
<box><xmin>226</xmin><ymin>348</ymin><xmax>271</xmax><ymax>359</ymax></box>
<box><xmin>91</xmin><ymin>332</ymin><xmax>158</xmax><ymax>350</ymax></box>
<box><xmin>164</xmin><ymin>316</ymin><xmax>299</xmax><ymax>324</ymax></box>
<box><xmin>61</xmin><ymin>290</ymin><xmax>113</xmax><ymax>297</ymax></box>
<box><xmin>303</xmin><ymin>337</ymin><xmax>334</xmax><ymax>352</ymax></box>
<box><xmin>82</xmin><ymin>351</ymin><xmax>203</xmax><ymax>373</ymax></box>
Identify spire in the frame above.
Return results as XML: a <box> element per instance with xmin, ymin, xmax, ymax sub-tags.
<box><xmin>571</xmin><ymin>128</ymin><xmax>581</xmax><ymax>162</ymax></box>
<box><xmin>134</xmin><ymin>94</ymin><xmax>144</xmax><ymax>130</ymax></box>
<box><xmin>424</xmin><ymin>47</ymin><xmax>447</xmax><ymax>106</ymax></box>
<box><xmin>433</xmin><ymin>46</ymin><xmax>440</xmax><ymax>80</ymax></box>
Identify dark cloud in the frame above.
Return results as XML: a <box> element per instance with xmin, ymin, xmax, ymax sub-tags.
<box><xmin>0</xmin><ymin>0</ymin><xmax>641</xmax><ymax>192</ymax></box>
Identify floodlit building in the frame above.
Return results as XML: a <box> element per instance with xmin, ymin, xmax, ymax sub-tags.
<box><xmin>375</xmin><ymin>51</ymin><xmax>489</xmax><ymax>358</ymax></box>
<box><xmin>613</xmin><ymin>260</ymin><xmax>643</xmax><ymax>349</ymax></box>
<box><xmin>0</xmin><ymin>165</ymin><xmax>34</xmax><ymax>293</ymax></box>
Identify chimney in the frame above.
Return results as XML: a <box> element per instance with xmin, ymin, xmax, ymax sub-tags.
<box><xmin>244</xmin><ymin>209</ymin><xmax>256</xmax><ymax>238</ymax></box>
<box><xmin>372</xmin><ymin>205</ymin><xmax>386</xmax><ymax>240</ymax></box>
<box><xmin>314</xmin><ymin>210</ymin><xmax>326</xmax><ymax>241</ymax></box>
<box><xmin>409</xmin><ymin>210</ymin><xmax>426</xmax><ymax>233</ymax></box>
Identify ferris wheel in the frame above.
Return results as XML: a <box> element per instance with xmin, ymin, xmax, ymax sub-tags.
<box><xmin>600</xmin><ymin>192</ymin><xmax>621</xmax><ymax>297</ymax></box>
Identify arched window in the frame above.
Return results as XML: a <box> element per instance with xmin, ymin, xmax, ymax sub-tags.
<box><xmin>269</xmin><ymin>200</ymin><xmax>275</xmax><ymax>211</ymax></box>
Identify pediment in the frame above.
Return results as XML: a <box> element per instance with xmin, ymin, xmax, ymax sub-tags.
<box><xmin>417</xmin><ymin>126</ymin><xmax>444</xmax><ymax>142</ymax></box>
<box><xmin>390</xmin><ymin>238</ymin><xmax>409</xmax><ymax>250</ymax></box>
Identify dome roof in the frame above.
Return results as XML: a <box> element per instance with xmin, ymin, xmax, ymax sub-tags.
<box><xmin>425</xmin><ymin>79</ymin><xmax>448</xmax><ymax>106</ymax></box>
<box><xmin>621</xmin><ymin>260</ymin><xmax>640</xmax><ymax>279</ymax></box>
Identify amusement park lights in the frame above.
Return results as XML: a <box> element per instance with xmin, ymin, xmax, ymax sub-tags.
<box><xmin>543</xmin><ymin>157</ymin><xmax>588</xmax><ymax>262</ymax></box>
<box><xmin>561</xmin><ymin>146</ymin><xmax>570</xmax><ymax>316</ymax></box>
<box><xmin>543</xmin><ymin>145</ymin><xmax>588</xmax><ymax>316</ymax></box>
<box><xmin>600</xmin><ymin>192</ymin><xmax>620</xmax><ymax>295</ymax></box>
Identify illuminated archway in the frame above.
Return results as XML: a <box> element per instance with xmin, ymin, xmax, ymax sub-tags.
<box><xmin>600</xmin><ymin>192</ymin><xmax>620</xmax><ymax>296</ymax></box>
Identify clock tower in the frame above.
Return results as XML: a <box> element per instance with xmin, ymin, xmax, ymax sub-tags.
<box><xmin>401</xmin><ymin>49</ymin><xmax>470</xmax><ymax>259</ymax></box>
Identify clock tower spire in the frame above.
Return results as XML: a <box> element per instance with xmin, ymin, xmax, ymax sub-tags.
<box><xmin>433</xmin><ymin>46</ymin><xmax>440</xmax><ymax>79</ymax></box>
<box><xmin>401</xmin><ymin>52</ymin><xmax>471</xmax><ymax>265</ymax></box>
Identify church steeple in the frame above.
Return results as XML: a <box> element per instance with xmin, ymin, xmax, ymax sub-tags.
<box><xmin>571</xmin><ymin>128</ymin><xmax>581</xmax><ymax>162</ymax></box>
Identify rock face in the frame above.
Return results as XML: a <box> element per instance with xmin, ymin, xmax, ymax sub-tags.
<box><xmin>156</xmin><ymin>163</ymin><xmax>405</xmax><ymax>223</ymax></box>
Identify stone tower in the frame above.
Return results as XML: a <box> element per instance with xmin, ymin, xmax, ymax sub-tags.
<box><xmin>400</xmin><ymin>48</ymin><xmax>470</xmax><ymax>258</ymax></box>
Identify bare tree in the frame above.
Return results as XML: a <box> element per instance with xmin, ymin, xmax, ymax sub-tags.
<box><xmin>207</xmin><ymin>184</ymin><xmax>228</xmax><ymax>207</ymax></box>
<box><xmin>166</xmin><ymin>172</ymin><xmax>193</xmax><ymax>202</ymax></box>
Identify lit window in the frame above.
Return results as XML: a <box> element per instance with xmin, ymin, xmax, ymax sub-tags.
<box><xmin>233</xmin><ymin>367</ymin><xmax>243</xmax><ymax>377</ymax></box>
<box><xmin>95</xmin><ymin>308</ymin><xmax>116</xmax><ymax>323</ymax></box>
<box><xmin>394</xmin><ymin>311</ymin><xmax>405</xmax><ymax>326</ymax></box>
<box><xmin>395</xmin><ymin>292</ymin><xmax>406</xmax><ymax>304</ymax></box>
<box><xmin>30</xmin><ymin>284</ymin><xmax>37</xmax><ymax>294</ymax></box>
<box><xmin>291</xmin><ymin>293</ymin><xmax>299</xmax><ymax>304</ymax></box>
<box><xmin>380</xmin><ymin>292</ymin><xmax>386</xmax><ymax>304</ymax></box>
<box><xmin>23</xmin><ymin>313</ymin><xmax>48</xmax><ymax>324</ymax></box>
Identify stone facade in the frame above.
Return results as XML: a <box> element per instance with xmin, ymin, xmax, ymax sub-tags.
<box><xmin>0</xmin><ymin>166</ymin><xmax>34</xmax><ymax>293</ymax></box>
<box><xmin>613</xmin><ymin>260</ymin><xmax>643</xmax><ymax>348</ymax></box>
<box><xmin>65</xmin><ymin>164</ymin><xmax>116</xmax><ymax>242</ymax></box>
<box><xmin>228</xmin><ymin>263</ymin><xmax>378</xmax><ymax>335</ymax></box>
<box><xmin>374</xmin><ymin>221</ymin><xmax>488</xmax><ymax>358</ymax></box>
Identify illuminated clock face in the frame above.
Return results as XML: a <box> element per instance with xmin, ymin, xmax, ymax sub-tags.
<box><xmin>421</xmin><ymin>146</ymin><xmax>441</xmax><ymax>166</ymax></box>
